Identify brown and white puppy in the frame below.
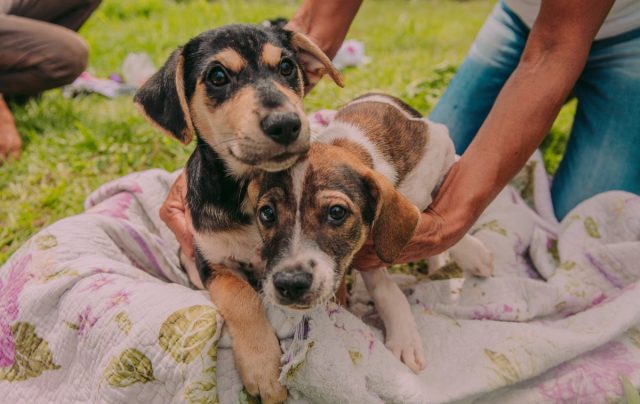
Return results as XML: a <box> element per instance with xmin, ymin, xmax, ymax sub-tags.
<box><xmin>252</xmin><ymin>93</ymin><xmax>493</xmax><ymax>373</ymax></box>
<box><xmin>135</xmin><ymin>24</ymin><xmax>343</xmax><ymax>403</ymax></box>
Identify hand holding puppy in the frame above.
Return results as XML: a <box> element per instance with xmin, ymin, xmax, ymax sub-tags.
<box><xmin>159</xmin><ymin>171</ymin><xmax>195</xmax><ymax>261</ymax></box>
<box><xmin>353</xmin><ymin>161</ymin><xmax>481</xmax><ymax>272</ymax></box>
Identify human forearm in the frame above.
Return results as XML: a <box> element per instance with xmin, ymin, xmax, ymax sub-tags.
<box><xmin>429</xmin><ymin>1</ymin><xmax>613</xmax><ymax>242</ymax></box>
<box><xmin>435</xmin><ymin>54</ymin><xmax>586</xmax><ymax>234</ymax></box>
<box><xmin>396</xmin><ymin>0</ymin><xmax>615</xmax><ymax>260</ymax></box>
<box><xmin>287</xmin><ymin>0</ymin><xmax>363</xmax><ymax>58</ymax></box>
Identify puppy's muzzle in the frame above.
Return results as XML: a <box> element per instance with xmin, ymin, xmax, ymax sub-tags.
<box><xmin>260</xmin><ymin>112</ymin><xmax>302</xmax><ymax>145</ymax></box>
<box><xmin>273</xmin><ymin>271</ymin><xmax>313</xmax><ymax>302</ymax></box>
<box><xmin>273</xmin><ymin>270</ymin><xmax>312</xmax><ymax>301</ymax></box>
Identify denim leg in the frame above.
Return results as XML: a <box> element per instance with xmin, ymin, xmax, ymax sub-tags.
<box><xmin>429</xmin><ymin>2</ymin><xmax>529</xmax><ymax>154</ymax></box>
<box><xmin>551</xmin><ymin>28</ymin><xmax>640</xmax><ymax>219</ymax></box>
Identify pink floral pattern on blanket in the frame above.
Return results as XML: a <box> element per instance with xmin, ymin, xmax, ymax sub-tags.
<box><xmin>67</xmin><ymin>289</ymin><xmax>132</xmax><ymax>337</ymax></box>
<box><xmin>0</xmin><ymin>254</ymin><xmax>31</xmax><ymax>367</ymax></box>
<box><xmin>471</xmin><ymin>304</ymin><xmax>515</xmax><ymax>321</ymax></box>
<box><xmin>538</xmin><ymin>341</ymin><xmax>640</xmax><ymax>403</ymax></box>
<box><xmin>89</xmin><ymin>192</ymin><xmax>136</xmax><ymax>220</ymax></box>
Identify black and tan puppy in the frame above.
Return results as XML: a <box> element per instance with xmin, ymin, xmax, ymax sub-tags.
<box><xmin>252</xmin><ymin>93</ymin><xmax>493</xmax><ymax>374</ymax></box>
<box><xmin>135</xmin><ymin>24</ymin><xmax>342</xmax><ymax>403</ymax></box>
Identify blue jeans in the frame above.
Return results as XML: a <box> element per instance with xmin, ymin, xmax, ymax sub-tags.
<box><xmin>430</xmin><ymin>2</ymin><xmax>640</xmax><ymax>219</ymax></box>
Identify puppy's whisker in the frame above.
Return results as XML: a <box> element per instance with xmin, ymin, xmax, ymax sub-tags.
<box><xmin>258</xmin><ymin>288</ymin><xmax>273</xmax><ymax>311</ymax></box>
<box><xmin>196</xmin><ymin>132</ymin><xmax>240</xmax><ymax>148</ymax></box>
<box><xmin>259</xmin><ymin>290</ymin><xmax>269</xmax><ymax>306</ymax></box>
<box><xmin>197</xmin><ymin>136</ymin><xmax>241</xmax><ymax>150</ymax></box>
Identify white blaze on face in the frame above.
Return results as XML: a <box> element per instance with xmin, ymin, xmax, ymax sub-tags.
<box><xmin>264</xmin><ymin>160</ymin><xmax>338</xmax><ymax>308</ymax></box>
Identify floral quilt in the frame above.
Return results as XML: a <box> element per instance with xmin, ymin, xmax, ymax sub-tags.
<box><xmin>1</xmin><ymin>143</ymin><xmax>639</xmax><ymax>403</ymax></box>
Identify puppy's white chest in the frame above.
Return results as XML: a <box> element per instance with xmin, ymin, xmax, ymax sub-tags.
<box><xmin>398</xmin><ymin>121</ymin><xmax>455</xmax><ymax>210</ymax></box>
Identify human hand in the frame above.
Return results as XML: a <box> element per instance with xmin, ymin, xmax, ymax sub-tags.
<box><xmin>352</xmin><ymin>162</ymin><xmax>484</xmax><ymax>271</ymax></box>
<box><xmin>352</xmin><ymin>206</ymin><xmax>455</xmax><ymax>272</ymax></box>
<box><xmin>285</xmin><ymin>2</ymin><xmax>359</xmax><ymax>60</ymax></box>
<box><xmin>285</xmin><ymin>0</ymin><xmax>362</xmax><ymax>92</ymax></box>
<box><xmin>159</xmin><ymin>171</ymin><xmax>195</xmax><ymax>259</ymax></box>
<box><xmin>0</xmin><ymin>95</ymin><xmax>22</xmax><ymax>161</ymax></box>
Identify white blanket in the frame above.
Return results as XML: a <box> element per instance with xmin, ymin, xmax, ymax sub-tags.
<box><xmin>1</xmin><ymin>144</ymin><xmax>639</xmax><ymax>403</ymax></box>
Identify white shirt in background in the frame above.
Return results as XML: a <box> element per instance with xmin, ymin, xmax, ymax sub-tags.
<box><xmin>503</xmin><ymin>0</ymin><xmax>640</xmax><ymax>40</ymax></box>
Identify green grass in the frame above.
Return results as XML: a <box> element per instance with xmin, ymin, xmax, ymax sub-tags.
<box><xmin>0</xmin><ymin>0</ymin><xmax>573</xmax><ymax>264</ymax></box>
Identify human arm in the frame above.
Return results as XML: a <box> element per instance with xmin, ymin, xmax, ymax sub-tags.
<box><xmin>285</xmin><ymin>0</ymin><xmax>363</xmax><ymax>59</ymax></box>
<box><xmin>159</xmin><ymin>171</ymin><xmax>195</xmax><ymax>260</ymax></box>
<box><xmin>353</xmin><ymin>0</ymin><xmax>615</xmax><ymax>270</ymax></box>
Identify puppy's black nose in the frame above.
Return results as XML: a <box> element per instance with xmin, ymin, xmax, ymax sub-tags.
<box><xmin>260</xmin><ymin>112</ymin><xmax>301</xmax><ymax>145</ymax></box>
<box><xmin>273</xmin><ymin>271</ymin><xmax>312</xmax><ymax>301</ymax></box>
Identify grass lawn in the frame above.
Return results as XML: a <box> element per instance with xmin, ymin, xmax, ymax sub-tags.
<box><xmin>0</xmin><ymin>0</ymin><xmax>574</xmax><ymax>264</ymax></box>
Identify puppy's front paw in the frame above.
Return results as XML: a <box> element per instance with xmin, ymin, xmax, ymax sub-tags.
<box><xmin>385</xmin><ymin>324</ymin><xmax>425</xmax><ymax>373</ymax></box>
<box><xmin>453</xmin><ymin>237</ymin><xmax>494</xmax><ymax>278</ymax></box>
<box><xmin>234</xmin><ymin>331</ymin><xmax>287</xmax><ymax>404</ymax></box>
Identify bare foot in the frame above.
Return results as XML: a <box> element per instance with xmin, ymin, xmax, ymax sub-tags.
<box><xmin>0</xmin><ymin>95</ymin><xmax>22</xmax><ymax>161</ymax></box>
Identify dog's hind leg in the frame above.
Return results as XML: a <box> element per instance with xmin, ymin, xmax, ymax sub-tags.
<box><xmin>208</xmin><ymin>266</ymin><xmax>287</xmax><ymax>404</ymax></box>
<box><xmin>449</xmin><ymin>234</ymin><xmax>494</xmax><ymax>277</ymax></box>
<box><xmin>427</xmin><ymin>252</ymin><xmax>449</xmax><ymax>275</ymax></box>
<box><xmin>360</xmin><ymin>267</ymin><xmax>425</xmax><ymax>373</ymax></box>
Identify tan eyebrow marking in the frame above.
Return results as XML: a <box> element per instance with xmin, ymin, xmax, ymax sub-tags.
<box><xmin>261</xmin><ymin>43</ymin><xmax>283</xmax><ymax>67</ymax></box>
<box><xmin>273</xmin><ymin>82</ymin><xmax>303</xmax><ymax>107</ymax></box>
<box><xmin>211</xmin><ymin>48</ymin><xmax>246</xmax><ymax>73</ymax></box>
<box><xmin>317</xmin><ymin>190</ymin><xmax>353</xmax><ymax>205</ymax></box>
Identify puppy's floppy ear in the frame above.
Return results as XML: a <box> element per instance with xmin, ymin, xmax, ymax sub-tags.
<box><xmin>290</xmin><ymin>32</ymin><xmax>345</xmax><ymax>92</ymax></box>
<box><xmin>134</xmin><ymin>48</ymin><xmax>195</xmax><ymax>144</ymax></box>
<box><xmin>361</xmin><ymin>169</ymin><xmax>421</xmax><ymax>264</ymax></box>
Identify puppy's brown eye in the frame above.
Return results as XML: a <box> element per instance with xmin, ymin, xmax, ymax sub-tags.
<box><xmin>209</xmin><ymin>66</ymin><xmax>229</xmax><ymax>86</ymax></box>
<box><xmin>259</xmin><ymin>205</ymin><xmax>276</xmax><ymax>226</ymax></box>
<box><xmin>279</xmin><ymin>58</ymin><xmax>295</xmax><ymax>76</ymax></box>
<box><xmin>328</xmin><ymin>205</ymin><xmax>348</xmax><ymax>225</ymax></box>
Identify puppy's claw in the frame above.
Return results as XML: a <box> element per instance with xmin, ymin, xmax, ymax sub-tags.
<box><xmin>413</xmin><ymin>344</ymin><xmax>426</xmax><ymax>372</ymax></box>
<box><xmin>403</xmin><ymin>347</ymin><xmax>426</xmax><ymax>373</ymax></box>
<box><xmin>385</xmin><ymin>331</ymin><xmax>426</xmax><ymax>374</ymax></box>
